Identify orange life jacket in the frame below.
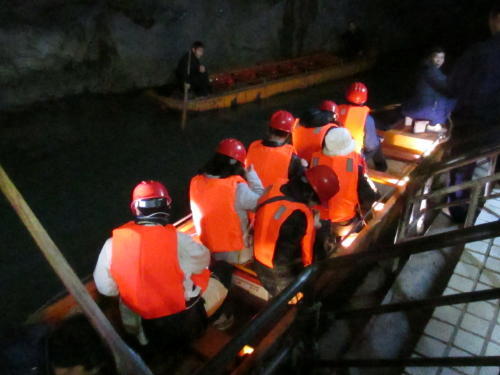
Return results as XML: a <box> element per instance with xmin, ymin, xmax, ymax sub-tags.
<box><xmin>246</xmin><ymin>140</ymin><xmax>294</xmax><ymax>188</ymax></box>
<box><xmin>110</xmin><ymin>222</ymin><xmax>210</xmax><ymax>319</ymax></box>
<box><xmin>311</xmin><ymin>151</ymin><xmax>361</xmax><ymax>222</ymax></box>
<box><xmin>338</xmin><ymin>105</ymin><xmax>370</xmax><ymax>154</ymax></box>
<box><xmin>190</xmin><ymin>174</ymin><xmax>246</xmax><ymax>252</ymax></box>
<box><xmin>253</xmin><ymin>180</ymin><xmax>315</xmax><ymax>269</ymax></box>
<box><xmin>292</xmin><ymin>123</ymin><xmax>338</xmax><ymax>163</ymax></box>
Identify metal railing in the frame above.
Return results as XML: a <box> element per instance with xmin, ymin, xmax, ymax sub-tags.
<box><xmin>398</xmin><ymin>142</ymin><xmax>500</xmax><ymax>239</ymax></box>
<box><xmin>197</xmin><ymin>221</ymin><xmax>500</xmax><ymax>374</ymax></box>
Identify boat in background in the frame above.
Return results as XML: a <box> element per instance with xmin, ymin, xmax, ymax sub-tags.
<box><xmin>146</xmin><ymin>52</ymin><xmax>377</xmax><ymax>112</ymax></box>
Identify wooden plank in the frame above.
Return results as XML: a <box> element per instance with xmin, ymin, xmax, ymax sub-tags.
<box><xmin>192</xmin><ymin>326</ymin><xmax>233</xmax><ymax>360</ymax></box>
<box><xmin>367</xmin><ymin>169</ymin><xmax>404</xmax><ymax>188</ymax></box>
<box><xmin>230</xmin><ymin>308</ymin><xmax>297</xmax><ymax>375</ymax></box>
<box><xmin>378</xmin><ymin>129</ymin><xmax>438</xmax><ymax>154</ymax></box>
<box><xmin>382</xmin><ymin>144</ymin><xmax>422</xmax><ymax>163</ymax></box>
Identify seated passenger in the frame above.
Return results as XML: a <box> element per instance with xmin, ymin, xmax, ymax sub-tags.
<box><xmin>253</xmin><ymin>165</ymin><xmax>339</xmax><ymax>297</ymax></box>
<box><xmin>338</xmin><ymin>82</ymin><xmax>388</xmax><ymax>171</ymax></box>
<box><xmin>94</xmin><ymin>181</ymin><xmax>229</xmax><ymax>348</ymax></box>
<box><xmin>246</xmin><ymin>110</ymin><xmax>304</xmax><ymax>188</ymax></box>
<box><xmin>292</xmin><ymin>101</ymin><xmax>340</xmax><ymax>164</ymax></box>
<box><xmin>402</xmin><ymin>46</ymin><xmax>456</xmax><ymax>132</ymax></box>
<box><xmin>310</xmin><ymin>127</ymin><xmax>380</xmax><ymax>238</ymax></box>
<box><xmin>190</xmin><ymin>138</ymin><xmax>264</xmax><ymax>264</ymax></box>
<box><xmin>176</xmin><ymin>41</ymin><xmax>212</xmax><ymax>97</ymax></box>
<box><xmin>0</xmin><ymin>314</ymin><xmax>114</xmax><ymax>375</ymax></box>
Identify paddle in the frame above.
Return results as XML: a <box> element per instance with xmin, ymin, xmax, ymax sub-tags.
<box><xmin>181</xmin><ymin>47</ymin><xmax>192</xmax><ymax>130</ymax></box>
<box><xmin>0</xmin><ymin>164</ymin><xmax>154</xmax><ymax>375</ymax></box>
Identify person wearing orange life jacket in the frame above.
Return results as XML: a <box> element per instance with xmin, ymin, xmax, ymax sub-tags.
<box><xmin>190</xmin><ymin>138</ymin><xmax>264</xmax><ymax>265</ymax></box>
<box><xmin>246</xmin><ymin>110</ymin><xmax>305</xmax><ymax>188</ymax></box>
<box><xmin>292</xmin><ymin>101</ymin><xmax>341</xmax><ymax>164</ymax></box>
<box><xmin>94</xmin><ymin>180</ymin><xmax>231</xmax><ymax>349</ymax></box>
<box><xmin>338</xmin><ymin>82</ymin><xmax>388</xmax><ymax>171</ymax></box>
<box><xmin>253</xmin><ymin>165</ymin><xmax>340</xmax><ymax>297</ymax></box>
<box><xmin>310</xmin><ymin>127</ymin><xmax>380</xmax><ymax>238</ymax></box>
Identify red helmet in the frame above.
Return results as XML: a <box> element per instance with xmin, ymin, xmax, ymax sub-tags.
<box><xmin>131</xmin><ymin>180</ymin><xmax>172</xmax><ymax>213</ymax></box>
<box><xmin>305</xmin><ymin>165</ymin><xmax>340</xmax><ymax>206</ymax></box>
<box><xmin>319</xmin><ymin>100</ymin><xmax>338</xmax><ymax>116</ymax></box>
<box><xmin>346</xmin><ymin>82</ymin><xmax>368</xmax><ymax>105</ymax></box>
<box><xmin>216</xmin><ymin>138</ymin><xmax>247</xmax><ymax>164</ymax></box>
<box><xmin>270</xmin><ymin>110</ymin><xmax>295</xmax><ymax>133</ymax></box>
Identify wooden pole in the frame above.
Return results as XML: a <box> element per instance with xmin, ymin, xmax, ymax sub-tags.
<box><xmin>181</xmin><ymin>47</ymin><xmax>192</xmax><ymax>130</ymax></box>
<box><xmin>0</xmin><ymin>164</ymin><xmax>154</xmax><ymax>375</ymax></box>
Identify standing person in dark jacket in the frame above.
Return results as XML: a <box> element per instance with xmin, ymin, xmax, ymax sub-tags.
<box><xmin>448</xmin><ymin>2</ymin><xmax>500</xmax><ymax>126</ymax></box>
<box><xmin>176</xmin><ymin>41</ymin><xmax>212</xmax><ymax>97</ymax></box>
<box><xmin>402</xmin><ymin>47</ymin><xmax>456</xmax><ymax>132</ymax></box>
<box><xmin>253</xmin><ymin>166</ymin><xmax>339</xmax><ymax>297</ymax></box>
<box><xmin>446</xmin><ymin>2</ymin><xmax>500</xmax><ymax>223</ymax></box>
<box><xmin>341</xmin><ymin>21</ymin><xmax>367</xmax><ymax>58</ymax></box>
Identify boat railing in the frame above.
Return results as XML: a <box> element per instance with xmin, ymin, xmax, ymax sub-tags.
<box><xmin>195</xmin><ymin>140</ymin><xmax>500</xmax><ymax>375</ymax></box>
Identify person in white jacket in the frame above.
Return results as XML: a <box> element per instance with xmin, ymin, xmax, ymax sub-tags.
<box><xmin>94</xmin><ymin>180</ymin><xmax>229</xmax><ymax>349</ymax></box>
<box><xmin>189</xmin><ymin>138</ymin><xmax>264</xmax><ymax>265</ymax></box>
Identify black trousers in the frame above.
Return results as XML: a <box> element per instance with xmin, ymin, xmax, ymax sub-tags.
<box><xmin>142</xmin><ymin>297</ymin><xmax>207</xmax><ymax>352</ymax></box>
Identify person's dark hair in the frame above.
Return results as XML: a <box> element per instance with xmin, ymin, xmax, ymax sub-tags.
<box><xmin>300</xmin><ymin>108</ymin><xmax>334</xmax><ymax>128</ymax></box>
<box><xmin>428</xmin><ymin>46</ymin><xmax>445</xmax><ymax>57</ymax></box>
<box><xmin>283</xmin><ymin>174</ymin><xmax>320</xmax><ymax>205</ymax></box>
<box><xmin>192</xmin><ymin>41</ymin><xmax>204</xmax><ymax>49</ymax></box>
<box><xmin>268</xmin><ymin>127</ymin><xmax>290</xmax><ymax>139</ymax></box>
<box><xmin>48</xmin><ymin>314</ymin><xmax>113</xmax><ymax>372</ymax></box>
<box><xmin>199</xmin><ymin>153</ymin><xmax>246</xmax><ymax>179</ymax></box>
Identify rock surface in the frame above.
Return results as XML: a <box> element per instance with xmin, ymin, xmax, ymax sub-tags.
<box><xmin>0</xmin><ymin>0</ymin><xmax>490</xmax><ymax>110</ymax></box>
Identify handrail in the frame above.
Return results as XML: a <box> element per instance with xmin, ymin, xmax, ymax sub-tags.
<box><xmin>321</xmin><ymin>220</ymin><xmax>500</xmax><ymax>269</ymax></box>
<box><xmin>317</xmin><ymin>356</ymin><xmax>500</xmax><ymax>368</ymax></box>
<box><xmin>334</xmin><ymin>288</ymin><xmax>500</xmax><ymax>318</ymax></box>
<box><xmin>408</xmin><ymin>173</ymin><xmax>500</xmax><ymax>204</ymax></box>
<box><xmin>196</xmin><ymin>221</ymin><xmax>500</xmax><ymax>375</ymax></box>
<box><xmin>196</xmin><ymin>266</ymin><xmax>318</xmax><ymax>375</ymax></box>
<box><xmin>425</xmin><ymin>142</ymin><xmax>500</xmax><ymax>176</ymax></box>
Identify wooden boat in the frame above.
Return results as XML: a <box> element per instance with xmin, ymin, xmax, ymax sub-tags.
<box><xmin>25</xmin><ymin>121</ymin><xmax>447</xmax><ymax>374</ymax></box>
<box><xmin>145</xmin><ymin>52</ymin><xmax>377</xmax><ymax>112</ymax></box>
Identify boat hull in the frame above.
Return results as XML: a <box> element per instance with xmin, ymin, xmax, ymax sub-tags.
<box><xmin>146</xmin><ymin>55</ymin><xmax>376</xmax><ymax>112</ymax></box>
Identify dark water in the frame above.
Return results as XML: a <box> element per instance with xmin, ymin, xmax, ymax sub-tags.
<box><xmin>0</xmin><ymin>56</ymin><xmax>412</xmax><ymax>331</ymax></box>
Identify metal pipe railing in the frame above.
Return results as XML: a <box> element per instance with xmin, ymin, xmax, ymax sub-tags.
<box><xmin>322</xmin><ymin>220</ymin><xmax>500</xmax><ymax>270</ymax></box>
<box><xmin>196</xmin><ymin>221</ymin><xmax>500</xmax><ymax>375</ymax></box>
<box><xmin>316</xmin><ymin>356</ymin><xmax>500</xmax><ymax>368</ymax></box>
<box><xmin>196</xmin><ymin>265</ymin><xmax>318</xmax><ymax>375</ymax></box>
<box><xmin>425</xmin><ymin>143</ymin><xmax>500</xmax><ymax>177</ymax></box>
<box><xmin>408</xmin><ymin>173</ymin><xmax>500</xmax><ymax>204</ymax></box>
<box><xmin>333</xmin><ymin>288</ymin><xmax>500</xmax><ymax>319</ymax></box>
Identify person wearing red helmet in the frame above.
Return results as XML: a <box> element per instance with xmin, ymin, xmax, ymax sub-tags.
<box><xmin>190</xmin><ymin>138</ymin><xmax>264</xmax><ymax>265</ymax></box>
<box><xmin>253</xmin><ymin>165</ymin><xmax>340</xmax><ymax>297</ymax></box>
<box><xmin>338</xmin><ymin>82</ymin><xmax>388</xmax><ymax>171</ymax></box>
<box><xmin>94</xmin><ymin>180</ymin><xmax>231</xmax><ymax>349</ymax></box>
<box><xmin>310</xmin><ymin>127</ymin><xmax>380</xmax><ymax>238</ymax></box>
<box><xmin>246</xmin><ymin>110</ymin><xmax>304</xmax><ymax>188</ymax></box>
<box><xmin>292</xmin><ymin>102</ymin><xmax>341</xmax><ymax>164</ymax></box>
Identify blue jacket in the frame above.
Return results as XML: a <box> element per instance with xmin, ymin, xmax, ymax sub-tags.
<box><xmin>402</xmin><ymin>61</ymin><xmax>456</xmax><ymax>125</ymax></box>
<box><xmin>364</xmin><ymin>114</ymin><xmax>380</xmax><ymax>153</ymax></box>
<box><xmin>448</xmin><ymin>32</ymin><xmax>500</xmax><ymax>124</ymax></box>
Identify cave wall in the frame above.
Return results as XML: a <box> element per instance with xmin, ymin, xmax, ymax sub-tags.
<box><xmin>0</xmin><ymin>0</ymin><xmax>492</xmax><ymax>110</ymax></box>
